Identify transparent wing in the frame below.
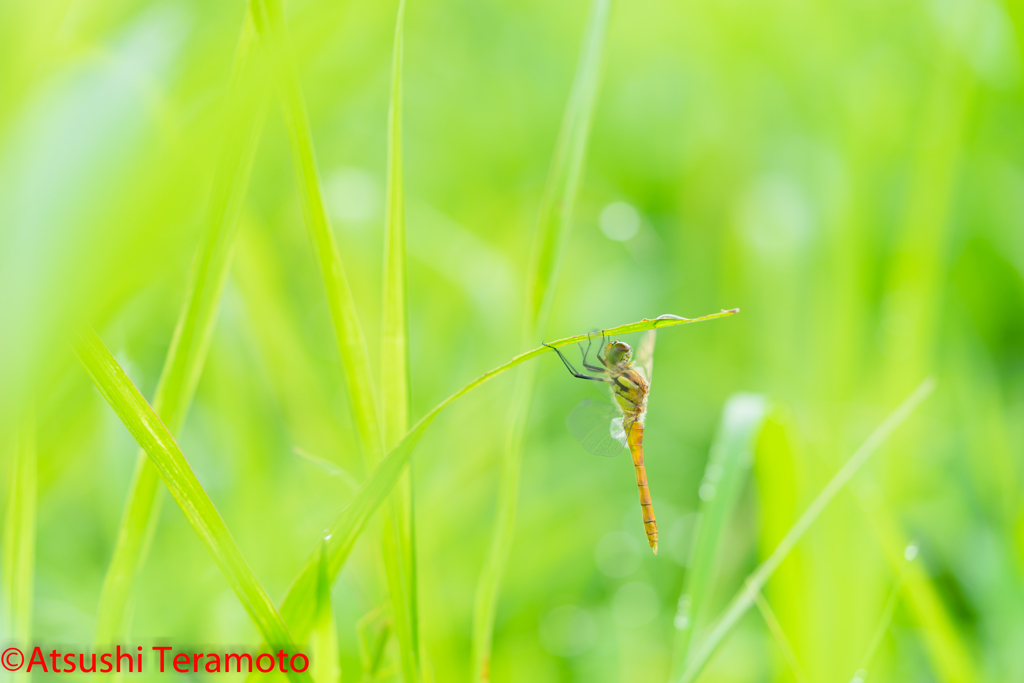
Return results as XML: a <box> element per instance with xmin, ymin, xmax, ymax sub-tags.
<box><xmin>566</xmin><ymin>400</ymin><xmax>628</xmax><ymax>457</ymax></box>
<box><xmin>635</xmin><ymin>329</ymin><xmax>656</xmax><ymax>386</ymax></box>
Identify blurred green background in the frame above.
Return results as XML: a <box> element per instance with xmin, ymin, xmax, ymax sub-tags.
<box><xmin>1</xmin><ymin>0</ymin><xmax>1023</xmax><ymax>680</ymax></box>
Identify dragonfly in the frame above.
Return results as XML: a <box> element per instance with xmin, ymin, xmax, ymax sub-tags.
<box><xmin>545</xmin><ymin>330</ymin><xmax>659</xmax><ymax>554</ymax></box>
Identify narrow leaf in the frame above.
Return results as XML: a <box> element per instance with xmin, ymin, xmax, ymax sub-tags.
<box><xmin>93</xmin><ymin>11</ymin><xmax>269</xmax><ymax>646</ymax></box>
<box><xmin>241</xmin><ymin>312</ymin><xmax>736</xmax><ymax>680</ymax></box>
<box><xmin>382</xmin><ymin>2</ymin><xmax>409</xmax><ymax>450</ymax></box>
<box><xmin>670</xmin><ymin>394</ymin><xmax>768</xmax><ymax>676</ymax></box>
<box><xmin>678</xmin><ymin>377</ymin><xmax>936</xmax><ymax>683</ymax></box>
<box><xmin>379</xmin><ymin>2</ymin><xmax>419</xmax><ymax>679</ymax></box>
<box><xmin>72</xmin><ymin>328</ymin><xmax>313</xmax><ymax>683</ymax></box>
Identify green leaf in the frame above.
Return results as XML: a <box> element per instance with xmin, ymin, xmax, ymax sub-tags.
<box><xmin>1</xmin><ymin>410</ymin><xmax>35</xmax><ymax>670</ymax></box>
<box><xmin>245</xmin><ymin>312</ymin><xmax>736</xmax><ymax>676</ymax></box>
<box><xmin>93</xmin><ymin>11</ymin><xmax>269</xmax><ymax>647</ymax></box>
<box><xmin>471</xmin><ymin>0</ymin><xmax>613</xmax><ymax>678</ymax></box>
<box><xmin>72</xmin><ymin>328</ymin><xmax>313</xmax><ymax>683</ymax></box>
<box><xmin>670</xmin><ymin>394</ymin><xmax>768</xmax><ymax>678</ymax></box>
<box><xmin>678</xmin><ymin>377</ymin><xmax>936</xmax><ymax>683</ymax></box>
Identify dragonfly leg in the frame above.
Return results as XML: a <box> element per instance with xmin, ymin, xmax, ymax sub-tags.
<box><xmin>579</xmin><ymin>337</ymin><xmax>603</xmax><ymax>372</ymax></box>
<box><xmin>543</xmin><ymin>343</ymin><xmax>608</xmax><ymax>383</ymax></box>
<box><xmin>596</xmin><ymin>332</ymin><xmax>608</xmax><ymax>366</ymax></box>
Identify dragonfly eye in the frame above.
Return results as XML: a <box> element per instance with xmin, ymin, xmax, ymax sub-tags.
<box><xmin>605</xmin><ymin>341</ymin><xmax>632</xmax><ymax>366</ymax></box>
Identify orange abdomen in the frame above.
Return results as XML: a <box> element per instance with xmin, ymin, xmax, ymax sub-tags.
<box><xmin>627</xmin><ymin>421</ymin><xmax>658</xmax><ymax>554</ymax></box>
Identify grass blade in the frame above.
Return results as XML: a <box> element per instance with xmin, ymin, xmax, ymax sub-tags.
<box><xmin>93</xmin><ymin>11</ymin><xmax>268</xmax><ymax>646</ymax></box>
<box><xmin>311</xmin><ymin>543</ymin><xmax>340</xmax><ymax>683</ymax></box>
<box><xmin>379</xmin><ymin>2</ymin><xmax>419</xmax><ymax>680</ymax></box>
<box><xmin>248</xmin><ymin>0</ymin><xmax>384</xmax><ymax>467</ymax></box>
<box><xmin>382</xmin><ymin>0</ymin><xmax>409</xmax><ymax>453</ymax></box>
<box><xmin>678</xmin><ymin>377</ymin><xmax>936</xmax><ymax>683</ymax></box>
<box><xmin>72</xmin><ymin>328</ymin><xmax>313</xmax><ymax>683</ymax></box>
<box><xmin>1</xmin><ymin>410</ymin><xmax>35</xmax><ymax>678</ymax></box>
<box><xmin>250</xmin><ymin>0</ymin><xmax>422</xmax><ymax>676</ymax></box>
<box><xmin>240</xmin><ymin>312</ymin><xmax>738</xmax><ymax>675</ymax></box>
<box><xmin>669</xmin><ymin>394</ymin><xmax>768</xmax><ymax>677</ymax></box>
<box><xmin>471</xmin><ymin>0</ymin><xmax>612</xmax><ymax>678</ymax></box>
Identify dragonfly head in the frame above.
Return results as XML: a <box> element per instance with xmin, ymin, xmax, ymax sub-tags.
<box><xmin>604</xmin><ymin>341</ymin><xmax>633</xmax><ymax>368</ymax></box>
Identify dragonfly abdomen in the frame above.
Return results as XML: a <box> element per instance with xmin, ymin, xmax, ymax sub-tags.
<box><xmin>626</xmin><ymin>419</ymin><xmax>658</xmax><ymax>554</ymax></box>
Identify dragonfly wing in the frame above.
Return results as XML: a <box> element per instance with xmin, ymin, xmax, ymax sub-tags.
<box><xmin>636</xmin><ymin>329</ymin><xmax>656</xmax><ymax>386</ymax></box>
<box><xmin>566</xmin><ymin>400</ymin><xmax>629</xmax><ymax>457</ymax></box>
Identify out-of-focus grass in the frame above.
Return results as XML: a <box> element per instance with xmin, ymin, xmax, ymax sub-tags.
<box><xmin>670</xmin><ymin>393</ymin><xmax>767</xmax><ymax>676</ymax></box>
<box><xmin>311</xmin><ymin>543</ymin><xmax>339</xmax><ymax>683</ymax></box>
<box><xmin>2</xmin><ymin>0</ymin><xmax>1024</xmax><ymax>680</ymax></box>
<box><xmin>472</xmin><ymin>0</ymin><xmax>612</xmax><ymax>679</ymax></box>
<box><xmin>1</xmin><ymin>412</ymin><xmax>35</xmax><ymax>683</ymax></box>
<box><xmin>679</xmin><ymin>378</ymin><xmax>934</xmax><ymax>682</ymax></box>
<box><xmin>380</xmin><ymin>2</ymin><xmax>419</xmax><ymax>679</ymax></box>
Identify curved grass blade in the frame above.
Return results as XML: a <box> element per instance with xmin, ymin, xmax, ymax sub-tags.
<box><xmin>93</xmin><ymin>11</ymin><xmax>269</xmax><ymax>647</ymax></box>
<box><xmin>72</xmin><ymin>328</ymin><xmax>313</xmax><ymax>683</ymax></box>
<box><xmin>677</xmin><ymin>377</ymin><xmax>936</xmax><ymax>683</ymax></box>
<box><xmin>471</xmin><ymin>0</ymin><xmax>613</xmax><ymax>678</ymax></box>
<box><xmin>379</xmin><ymin>2</ymin><xmax>419</xmax><ymax>680</ymax></box>
<box><xmin>669</xmin><ymin>394</ymin><xmax>768</xmax><ymax>677</ymax></box>
<box><xmin>1</xmin><ymin>410</ymin><xmax>35</xmax><ymax>679</ymax></box>
<box><xmin>238</xmin><ymin>312</ymin><xmax>736</xmax><ymax>680</ymax></box>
